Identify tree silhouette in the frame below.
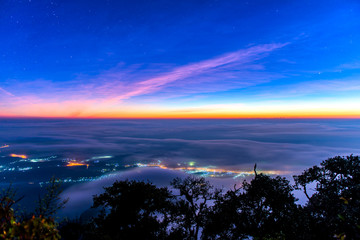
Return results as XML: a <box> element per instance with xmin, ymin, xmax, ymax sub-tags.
<box><xmin>169</xmin><ymin>176</ymin><xmax>220</xmax><ymax>240</ymax></box>
<box><xmin>36</xmin><ymin>176</ymin><xmax>68</xmax><ymax>218</ymax></box>
<box><xmin>56</xmin><ymin>155</ymin><xmax>360</xmax><ymax>240</ymax></box>
<box><xmin>294</xmin><ymin>155</ymin><xmax>360</xmax><ymax>239</ymax></box>
<box><xmin>204</xmin><ymin>171</ymin><xmax>298</xmax><ymax>239</ymax></box>
<box><xmin>90</xmin><ymin>180</ymin><xmax>174</xmax><ymax>240</ymax></box>
<box><xmin>0</xmin><ymin>182</ymin><xmax>61</xmax><ymax>240</ymax></box>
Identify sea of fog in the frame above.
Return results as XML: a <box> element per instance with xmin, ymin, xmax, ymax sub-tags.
<box><xmin>0</xmin><ymin>118</ymin><xmax>359</xmax><ymax>217</ymax></box>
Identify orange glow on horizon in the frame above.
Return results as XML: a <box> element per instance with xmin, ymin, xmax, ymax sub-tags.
<box><xmin>64</xmin><ymin>111</ymin><xmax>360</xmax><ymax>119</ymax></box>
<box><xmin>10</xmin><ymin>154</ymin><xmax>27</xmax><ymax>159</ymax></box>
<box><xmin>94</xmin><ymin>113</ymin><xmax>360</xmax><ymax>119</ymax></box>
<box><xmin>1</xmin><ymin>102</ymin><xmax>360</xmax><ymax>119</ymax></box>
<box><xmin>2</xmin><ymin>111</ymin><xmax>360</xmax><ymax>119</ymax></box>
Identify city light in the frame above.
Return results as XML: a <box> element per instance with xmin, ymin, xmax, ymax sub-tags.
<box><xmin>10</xmin><ymin>154</ymin><xmax>28</xmax><ymax>159</ymax></box>
<box><xmin>66</xmin><ymin>160</ymin><xmax>89</xmax><ymax>168</ymax></box>
<box><xmin>136</xmin><ymin>162</ymin><xmax>290</xmax><ymax>177</ymax></box>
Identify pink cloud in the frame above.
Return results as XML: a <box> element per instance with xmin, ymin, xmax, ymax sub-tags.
<box><xmin>104</xmin><ymin>43</ymin><xmax>288</xmax><ymax>102</ymax></box>
<box><xmin>0</xmin><ymin>87</ymin><xmax>15</xmax><ymax>97</ymax></box>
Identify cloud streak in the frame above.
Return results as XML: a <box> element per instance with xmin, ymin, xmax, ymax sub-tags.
<box><xmin>0</xmin><ymin>87</ymin><xmax>15</xmax><ymax>97</ymax></box>
<box><xmin>105</xmin><ymin>43</ymin><xmax>287</xmax><ymax>102</ymax></box>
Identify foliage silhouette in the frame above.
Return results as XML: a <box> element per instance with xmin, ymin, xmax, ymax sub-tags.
<box><xmin>90</xmin><ymin>180</ymin><xmax>174</xmax><ymax>240</ymax></box>
<box><xmin>203</xmin><ymin>171</ymin><xmax>298</xmax><ymax>239</ymax></box>
<box><xmin>2</xmin><ymin>155</ymin><xmax>359</xmax><ymax>239</ymax></box>
<box><xmin>294</xmin><ymin>155</ymin><xmax>360</xmax><ymax>239</ymax></box>
<box><xmin>169</xmin><ymin>176</ymin><xmax>221</xmax><ymax>240</ymax></box>
<box><xmin>36</xmin><ymin>176</ymin><xmax>69</xmax><ymax>218</ymax></box>
<box><xmin>59</xmin><ymin>156</ymin><xmax>359</xmax><ymax>239</ymax></box>
<box><xmin>0</xmin><ymin>180</ymin><xmax>63</xmax><ymax>239</ymax></box>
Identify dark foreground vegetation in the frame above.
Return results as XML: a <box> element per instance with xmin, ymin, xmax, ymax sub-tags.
<box><xmin>1</xmin><ymin>155</ymin><xmax>359</xmax><ymax>239</ymax></box>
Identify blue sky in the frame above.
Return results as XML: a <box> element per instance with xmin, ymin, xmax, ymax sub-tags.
<box><xmin>1</xmin><ymin>0</ymin><xmax>360</xmax><ymax>117</ymax></box>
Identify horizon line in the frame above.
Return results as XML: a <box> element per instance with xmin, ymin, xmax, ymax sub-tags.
<box><xmin>1</xmin><ymin>116</ymin><xmax>360</xmax><ymax>120</ymax></box>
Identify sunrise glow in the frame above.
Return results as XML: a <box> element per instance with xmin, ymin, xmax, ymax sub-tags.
<box><xmin>1</xmin><ymin>18</ymin><xmax>359</xmax><ymax>119</ymax></box>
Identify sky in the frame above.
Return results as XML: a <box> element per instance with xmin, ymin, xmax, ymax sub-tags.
<box><xmin>1</xmin><ymin>0</ymin><xmax>360</xmax><ymax>118</ymax></box>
